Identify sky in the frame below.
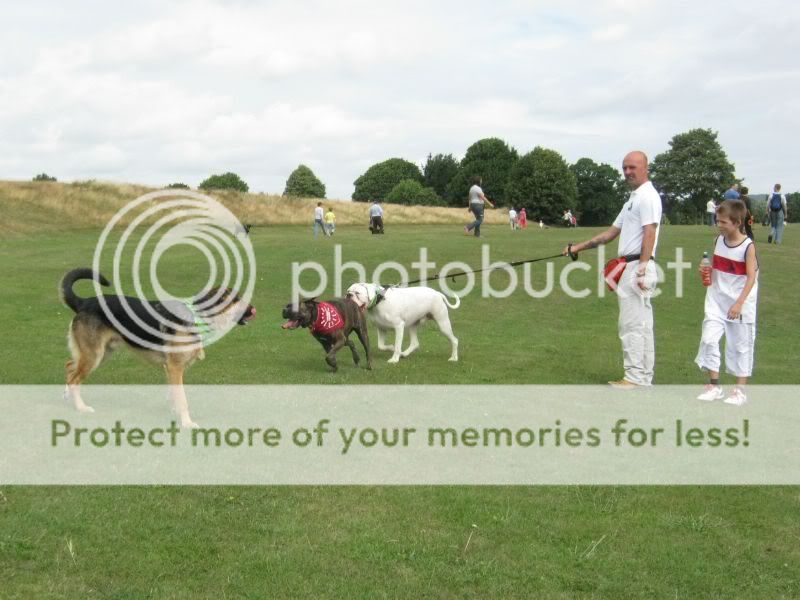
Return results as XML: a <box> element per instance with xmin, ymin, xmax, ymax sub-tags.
<box><xmin>1</xmin><ymin>0</ymin><xmax>798</xmax><ymax>200</ymax></box>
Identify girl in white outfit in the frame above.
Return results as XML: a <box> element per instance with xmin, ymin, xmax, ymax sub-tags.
<box><xmin>695</xmin><ymin>200</ymin><xmax>759</xmax><ymax>405</ymax></box>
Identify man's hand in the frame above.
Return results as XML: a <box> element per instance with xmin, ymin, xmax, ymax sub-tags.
<box><xmin>636</xmin><ymin>264</ymin><xmax>649</xmax><ymax>291</ymax></box>
<box><xmin>562</xmin><ymin>243</ymin><xmax>581</xmax><ymax>257</ymax></box>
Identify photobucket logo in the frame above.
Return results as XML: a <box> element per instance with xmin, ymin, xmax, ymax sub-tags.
<box><xmin>292</xmin><ymin>245</ymin><xmax>693</xmax><ymax>301</ymax></box>
<box><xmin>92</xmin><ymin>190</ymin><xmax>256</xmax><ymax>352</ymax></box>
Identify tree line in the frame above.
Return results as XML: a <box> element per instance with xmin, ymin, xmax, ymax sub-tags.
<box><xmin>30</xmin><ymin>127</ymin><xmax>795</xmax><ymax>225</ymax></box>
<box><xmin>281</xmin><ymin>128</ymin><xmax>788</xmax><ymax>226</ymax></box>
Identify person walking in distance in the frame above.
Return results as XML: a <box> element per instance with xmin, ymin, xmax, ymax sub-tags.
<box><xmin>706</xmin><ymin>198</ymin><xmax>717</xmax><ymax>226</ymax></box>
<box><xmin>723</xmin><ymin>183</ymin><xmax>740</xmax><ymax>201</ymax></box>
<box><xmin>369</xmin><ymin>200</ymin><xmax>385</xmax><ymax>234</ymax></box>
<box><xmin>518</xmin><ymin>207</ymin><xmax>528</xmax><ymax>229</ymax></box>
<box><xmin>464</xmin><ymin>176</ymin><xmax>494</xmax><ymax>237</ymax></box>
<box><xmin>563</xmin><ymin>151</ymin><xmax>662</xmax><ymax>388</ymax></box>
<box><xmin>313</xmin><ymin>202</ymin><xmax>324</xmax><ymax>237</ymax></box>
<box><xmin>767</xmin><ymin>183</ymin><xmax>788</xmax><ymax>244</ymax></box>
<box><xmin>324</xmin><ymin>206</ymin><xmax>336</xmax><ymax>236</ymax></box>
<box><xmin>508</xmin><ymin>207</ymin><xmax>518</xmax><ymax>230</ymax></box>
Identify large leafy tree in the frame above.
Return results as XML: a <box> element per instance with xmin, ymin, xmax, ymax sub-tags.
<box><xmin>444</xmin><ymin>138</ymin><xmax>518</xmax><ymax>206</ymax></box>
<box><xmin>787</xmin><ymin>192</ymin><xmax>799</xmax><ymax>223</ymax></box>
<box><xmin>650</xmin><ymin>129</ymin><xmax>736</xmax><ymax>223</ymax></box>
<box><xmin>505</xmin><ymin>147</ymin><xmax>577</xmax><ymax>224</ymax></box>
<box><xmin>352</xmin><ymin>158</ymin><xmax>422</xmax><ymax>202</ymax></box>
<box><xmin>422</xmin><ymin>153</ymin><xmax>459</xmax><ymax>198</ymax></box>
<box><xmin>570</xmin><ymin>158</ymin><xmax>627</xmax><ymax>226</ymax></box>
<box><xmin>284</xmin><ymin>164</ymin><xmax>326</xmax><ymax>198</ymax></box>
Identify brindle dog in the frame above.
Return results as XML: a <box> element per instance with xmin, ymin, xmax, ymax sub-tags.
<box><xmin>281</xmin><ymin>298</ymin><xmax>372</xmax><ymax>372</ymax></box>
<box><xmin>60</xmin><ymin>267</ymin><xmax>256</xmax><ymax>427</ymax></box>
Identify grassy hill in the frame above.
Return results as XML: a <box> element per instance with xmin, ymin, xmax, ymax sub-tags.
<box><xmin>0</xmin><ymin>180</ymin><xmax>509</xmax><ymax>237</ymax></box>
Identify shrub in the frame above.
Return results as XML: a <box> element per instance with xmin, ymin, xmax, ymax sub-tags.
<box><xmin>283</xmin><ymin>165</ymin><xmax>326</xmax><ymax>198</ymax></box>
<box><xmin>166</xmin><ymin>182</ymin><xmax>190</xmax><ymax>189</ymax></box>
<box><xmin>385</xmin><ymin>179</ymin><xmax>442</xmax><ymax>206</ymax></box>
<box><xmin>32</xmin><ymin>173</ymin><xmax>57</xmax><ymax>182</ymax></box>
<box><xmin>352</xmin><ymin>158</ymin><xmax>422</xmax><ymax>202</ymax></box>
<box><xmin>198</xmin><ymin>172</ymin><xmax>249</xmax><ymax>193</ymax></box>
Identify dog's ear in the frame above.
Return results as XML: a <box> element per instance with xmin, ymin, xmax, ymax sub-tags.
<box><xmin>298</xmin><ymin>297</ymin><xmax>318</xmax><ymax>305</ymax></box>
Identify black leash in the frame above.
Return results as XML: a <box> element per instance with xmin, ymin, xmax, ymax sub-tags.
<box><xmin>401</xmin><ymin>244</ymin><xmax>579</xmax><ymax>286</ymax></box>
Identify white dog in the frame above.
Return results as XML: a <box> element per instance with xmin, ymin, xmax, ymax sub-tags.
<box><xmin>346</xmin><ymin>283</ymin><xmax>459</xmax><ymax>363</ymax></box>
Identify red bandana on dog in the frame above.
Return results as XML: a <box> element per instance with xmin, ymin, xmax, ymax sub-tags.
<box><xmin>310</xmin><ymin>302</ymin><xmax>344</xmax><ymax>335</ymax></box>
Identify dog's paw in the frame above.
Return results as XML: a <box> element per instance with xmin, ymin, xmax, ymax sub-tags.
<box><xmin>181</xmin><ymin>419</ymin><xmax>199</xmax><ymax>429</ymax></box>
<box><xmin>448</xmin><ymin>356</ymin><xmax>459</xmax><ymax>362</ymax></box>
<box><xmin>387</xmin><ymin>356</ymin><xmax>400</xmax><ymax>364</ymax></box>
<box><xmin>76</xmin><ymin>404</ymin><xmax>95</xmax><ymax>413</ymax></box>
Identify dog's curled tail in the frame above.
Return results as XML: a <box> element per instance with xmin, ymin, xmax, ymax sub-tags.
<box><xmin>440</xmin><ymin>292</ymin><xmax>461</xmax><ymax>310</ymax></box>
<box><xmin>60</xmin><ymin>268</ymin><xmax>110</xmax><ymax>313</ymax></box>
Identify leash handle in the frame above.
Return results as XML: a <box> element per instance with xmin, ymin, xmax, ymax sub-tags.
<box><xmin>568</xmin><ymin>243</ymin><xmax>579</xmax><ymax>261</ymax></box>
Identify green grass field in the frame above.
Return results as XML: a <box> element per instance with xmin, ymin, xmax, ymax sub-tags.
<box><xmin>2</xmin><ymin>223</ymin><xmax>799</xmax><ymax>597</ymax></box>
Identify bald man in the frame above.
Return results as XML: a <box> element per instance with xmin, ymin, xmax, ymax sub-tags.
<box><xmin>563</xmin><ymin>151</ymin><xmax>662</xmax><ymax>388</ymax></box>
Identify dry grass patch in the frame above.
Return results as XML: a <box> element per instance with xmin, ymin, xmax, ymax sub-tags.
<box><xmin>0</xmin><ymin>180</ymin><xmax>508</xmax><ymax>236</ymax></box>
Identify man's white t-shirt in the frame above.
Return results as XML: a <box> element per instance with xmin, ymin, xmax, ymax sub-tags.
<box><xmin>613</xmin><ymin>180</ymin><xmax>662</xmax><ymax>258</ymax></box>
<box><xmin>509</xmin><ymin>209</ymin><xmax>517</xmax><ymax>220</ymax></box>
<box><xmin>314</xmin><ymin>206</ymin><xmax>324</xmax><ymax>220</ymax></box>
<box><xmin>706</xmin><ymin>200</ymin><xmax>716</xmax><ymax>214</ymax></box>
<box><xmin>369</xmin><ymin>204</ymin><xmax>383</xmax><ymax>217</ymax></box>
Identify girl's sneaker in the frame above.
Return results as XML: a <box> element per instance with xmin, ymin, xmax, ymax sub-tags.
<box><xmin>697</xmin><ymin>384</ymin><xmax>724</xmax><ymax>401</ymax></box>
<box><xmin>724</xmin><ymin>387</ymin><xmax>748</xmax><ymax>406</ymax></box>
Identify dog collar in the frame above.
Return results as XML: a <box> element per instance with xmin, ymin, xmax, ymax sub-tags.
<box><xmin>183</xmin><ymin>300</ymin><xmax>211</xmax><ymax>341</ymax></box>
<box><xmin>367</xmin><ymin>285</ymin><xmax>385</xmax><ymax>309</ymax></box>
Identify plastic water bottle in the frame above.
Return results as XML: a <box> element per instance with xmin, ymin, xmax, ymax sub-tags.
<box><xmin>700</xmin><ymin>252</ymin><xmax>712</xmax><ymax>287</ymax></box>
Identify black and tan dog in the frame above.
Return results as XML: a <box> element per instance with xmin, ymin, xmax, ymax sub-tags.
<box><xmin>281</xmin><ymin>298</ymin><xmax>372</xmax><ymax>372</ymax></box>
<box><xmin>60</xmin><ymin>268</ymin><xmax>256</xmax><ymax>427</ymax></box>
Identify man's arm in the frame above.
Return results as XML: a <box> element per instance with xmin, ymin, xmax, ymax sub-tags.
<box><xmin>636</xmin><ymin>224</ymin><xmax>658</xmax><ymax>272</ymax></box>
<box><xmin>633</xmin><ymin>223</ymin><xmax>658</xmax><ymax>289</ymax></box>
<box><xmin>562</xmin><ymin>226</ymin><xmax>621</xmax><ymax>256</ymax></box>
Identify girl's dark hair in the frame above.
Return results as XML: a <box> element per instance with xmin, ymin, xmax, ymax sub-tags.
<box><xmin>471</xmin><ymin>176</ymin><xmax>482</xmax><ymax>185</ymax></box>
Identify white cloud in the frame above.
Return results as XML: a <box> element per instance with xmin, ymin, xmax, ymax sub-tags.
<box><xmin>590</xmin><ymin>24</ymin><xmax>629</xmax><ymax>42</ymax></box>
<box><xmin>1</xmin><ymin>0</ymin><xmax>799</xmax><ymax>197</ymax></box>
